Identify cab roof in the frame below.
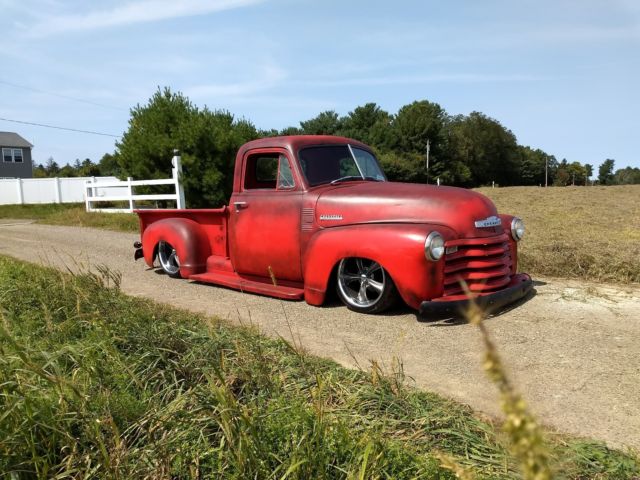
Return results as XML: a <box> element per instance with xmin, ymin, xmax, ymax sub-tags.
<box><xmin>238</xmin><ymin>135</ymin><xmax>371</xmax><ymax>157</ymax></box>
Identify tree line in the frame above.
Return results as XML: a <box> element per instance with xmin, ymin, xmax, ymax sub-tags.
<box><xmin>34</xmin><ymin>88</ymin><xmax>639</xmax><ymax>207</ymax></box>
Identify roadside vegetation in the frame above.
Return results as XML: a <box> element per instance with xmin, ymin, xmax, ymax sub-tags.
<box><xmin>0</xmin><ymin>203</ymin><xmax>138</xmax><ymax>232</ymax></box>
<box><xmin>478</xmin><ymin>184</ymin><xmax>640</xmax><ymax>284</ymax></box>
<box><xmin>1</xmin><ymin>255</ymin><xmax>638</xmax><ymax>478</ymax></box>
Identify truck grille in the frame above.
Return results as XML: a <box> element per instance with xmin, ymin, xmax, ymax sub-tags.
<box><xmin>443</xmin><ymin>233</ymin><xmax>512</xmax><ymax>296</ymax></box>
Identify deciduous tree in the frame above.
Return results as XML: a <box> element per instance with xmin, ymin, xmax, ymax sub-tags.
<box><xmin>598</xmin><ymin>159</ymin><xmax>615</xmax><ymax>185</ymax></box>
<box><xmin>447</xmin><ymin>112</ymin><xmax>519</xmax><ymax>186</ymax></box>
<box><xmin>341</xmin><ymin>103</ymin><xmax>396</xmax><ymax>150</ymax></box>
<box><xmin>614</xmin><ymin>166</ymin><xmax>640</xmax><ymax>184</ymax></box>
<box><xmin>116</xmin><ymin>88</ymin><xmax>257</xmax><ymax>207</ymax></box>
<box><xmin>299</xmin><ymin>111</ymin><xmax>343</xmax><ymax>135</ymax></box>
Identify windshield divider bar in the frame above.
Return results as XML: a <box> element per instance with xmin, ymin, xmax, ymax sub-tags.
<box><xmin>347</xmin><ymin>144</ymin><xmax>365</xmax><ymax>179</ymax></box>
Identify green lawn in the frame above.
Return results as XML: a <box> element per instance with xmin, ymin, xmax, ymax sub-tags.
<box><xmin>0</xmin><ymin>255</ymin><xmax>637</xmax><ymax>479</ymax></box>
<box><xmin>0</xmin><ymin>203</ymin><xmax>139</xmax><ymax>232</ymax></box>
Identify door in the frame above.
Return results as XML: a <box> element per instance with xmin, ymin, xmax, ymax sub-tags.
<box><xmin>229</xmin><ymin>149</ymin><xmax>303</xmax><ymax>282</ymax></box>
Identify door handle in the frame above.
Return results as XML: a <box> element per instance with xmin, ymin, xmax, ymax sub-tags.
<box><xmin>234</xmin><ymin>201</ymin><xmax>248</xmax><ymax>212</ymax></box>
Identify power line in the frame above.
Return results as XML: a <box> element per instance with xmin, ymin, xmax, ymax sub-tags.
<box><xmin>0</xmin><ymin>79</ymin><xmax>127</xmax><ymax>111</ymax></box>
<box><xmin>0</xmin><ymin>116</ymin><xmax>121</xmax><ymax>138</ymax></box>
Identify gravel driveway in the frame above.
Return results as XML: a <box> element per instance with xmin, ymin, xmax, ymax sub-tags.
<box><xmin>1</xmin><ymin>220</ymin><xmax>638</xmax><ymax>449</ymax></box>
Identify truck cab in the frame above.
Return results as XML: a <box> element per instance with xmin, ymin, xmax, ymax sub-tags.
<box><xmin>136</xmin><ymin>135</ymin><xmax>532</xmax><ymax>317</ymax></box>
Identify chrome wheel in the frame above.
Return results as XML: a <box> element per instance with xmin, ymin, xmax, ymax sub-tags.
<box><xmin>158</xmin><ymin>240</ymin><xmax>181</xmax><ymax>277</ymax></box>
<box><xmin>336</xmin><ymin>257</ymin><xmax>396</xmax><ymax>313</ymax></box>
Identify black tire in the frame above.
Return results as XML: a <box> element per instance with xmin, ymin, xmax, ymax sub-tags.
<box><xmin>335</xmin><ymin>257</ymin><xmax>398</xmax><ymax>313</ymax></box>
<box><xmin>157</xmin><ymin>240</ymin><xmax>182</xmax><ymax>278</ymax></box>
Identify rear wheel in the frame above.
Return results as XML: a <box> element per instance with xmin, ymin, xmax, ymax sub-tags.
<box><xmin>336</xmin><ymin>257</ymin><xmax>397</xmax><ymax>313</ymax></box>
<box><xmin>158</xmin><ymin>240</ymin><xmax>181</xmax><ymax>278</ymax></box>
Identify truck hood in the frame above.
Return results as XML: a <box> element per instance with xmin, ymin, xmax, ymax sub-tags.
<box><xmin>315</xmin><ymin>182</ymin><xmax>503</xmax><ymax>238</ymax></box>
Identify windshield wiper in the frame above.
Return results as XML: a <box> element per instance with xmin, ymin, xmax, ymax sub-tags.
<box><xmin>330</xmin><ymin>175</ymin><xmax>383</xmax><ymax>185</ymax></box>
<box><xmin>330</xmin><ymin>175</ymin><xmax>363</xmax><ymax>185</ymax></box>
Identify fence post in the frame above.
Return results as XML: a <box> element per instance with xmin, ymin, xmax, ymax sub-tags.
<box><xmin>85</xmin><ymin>180</ymin><xmax>91</xmax><ymax>212</ymax></box>
<box><xmin>127</xmin><ymin>177</ymin><xmax>134</xmax><ymax>212</ymax></box>
<box><xmin>172</xmin><ymin>149</ymin><xmax>186</xmax><ymax>209</ymax></box>
<box><xmin>54</xmin><ymin>177</ymin><xmax>62</xmax><ymax>203</ymax></box>
<box><xmin>16</xmin><ymin>178</ymin><xmax>24</xmax><ymax>204</ymax></box>
<box><xmin>91</xmin><ymin>176</ymin><xmax>97</xmax><ymax>199</ymax></box>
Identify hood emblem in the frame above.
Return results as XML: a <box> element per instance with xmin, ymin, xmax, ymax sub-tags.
<box><xmin>475</xmin><ymin>215</ymin><xmax>501</xmax><ymax>228</ymax></box>
<box><xmin>320</xmin><ymin>214</ymin><xmax>343</xmax><ymax>221</ymax></box>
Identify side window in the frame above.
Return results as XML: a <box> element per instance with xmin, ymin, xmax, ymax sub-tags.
<box><xmin>244</xmin><ymin>153</ymin><xmax>295</xmax><ymax>190</ymax></box>
<box><xmin>13</xmin><ymin>149</ymin><xmax>23</xmax><ymax>163</ymax></box>
<box><xmin>277</xmin><ymin>155</ymin><xmax>295</xmax><ymax>189</ymax></box>
<box><xmin>256</xmin><ymin>157</ymin><xmax>278</xmax><ymax>183</ymax></box>
<box><xmin>2</xmin><ymin>148</ymin><xmax>12</xmax><ymax>163</ymax></box>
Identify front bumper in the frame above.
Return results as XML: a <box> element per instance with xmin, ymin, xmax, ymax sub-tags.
<box><xmin>418</xmin><ymin>273</ymin><xmax>533</xmax><ymax>319</ymax></box>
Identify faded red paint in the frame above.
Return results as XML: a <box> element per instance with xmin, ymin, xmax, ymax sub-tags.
<box><xmin>135</xmin><ymin>135</ymin><xmax>531</xmax><ymax>315</ymax></box>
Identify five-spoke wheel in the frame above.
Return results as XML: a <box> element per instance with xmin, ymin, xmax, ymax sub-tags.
<box><xmin>336</xmin><ymin>257</ymin><xmax>397</xmax><ymax>313</ymax></box>
<box><xmin>158</xmin><ymin>240</ymin><xmax>181</xmax><ymax>278</ymax></box>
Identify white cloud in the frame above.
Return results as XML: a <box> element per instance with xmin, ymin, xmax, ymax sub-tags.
<box><xmin>28</xmin><ymin>0</ymin><xmax>265</xmax><ymax>37</ymax></box>
<box><xmin>302</xmin><ymin>72</ymin><xmax>540</xmax><ymax>88</ymax></box>
<box><xmin>185</xmin><ymin>64</ymin><xmax>287</xmax><ymax>99</ymax></box>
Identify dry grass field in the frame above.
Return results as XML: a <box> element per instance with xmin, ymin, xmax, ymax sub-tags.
<box><xmin>1</xmin><ymin>185</ymin><xmax>638</xmax><ymax>284</ymax></box>
<box><xmin>477</xmin><ymin>185</ymin><xmax>640</xmax><ymax>284</ymax></box>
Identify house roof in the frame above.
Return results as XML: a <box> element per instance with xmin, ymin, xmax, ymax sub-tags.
<box><xmin>0</xmin><ymin>132</ymin><xmax>33</xmax><ymax>148</ymax></box>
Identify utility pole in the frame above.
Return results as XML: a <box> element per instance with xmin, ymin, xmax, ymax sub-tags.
<box><xmin>545</xmin><ymin>156</ymin><xmax>548</xmax><ymax>187</ymax></box>
<box><xmin>425</xmin><ymin>139</ymin><xmax>430</xmax><ymax>184</ymax></box>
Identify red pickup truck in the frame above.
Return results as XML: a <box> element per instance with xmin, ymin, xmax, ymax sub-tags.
<box><xmin>134</xmin><ymin>135</ymin><xmax>532</xmax><ymax>317</ymax></box>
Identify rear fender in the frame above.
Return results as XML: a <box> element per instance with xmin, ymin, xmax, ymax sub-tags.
<box><xmin>302</xmin><ymin>224</ymin><xmax>456</xmax><ymax>310</ymax></box>
<box><xmin>141</xmin><ymin>218</ymin><xmax>211</xmax><ymax>277</ymax></box>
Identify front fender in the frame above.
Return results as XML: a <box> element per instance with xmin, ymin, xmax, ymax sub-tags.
<box><xmin>499</xmin><ymin>214</ymin><xmax>519</xmax><ymax>274</ymax></box>
<box><xmin>141</xmin><ymin>218</ymin><xmax>211</xmax><ymax>277</ymax></box>
<box><xmin>302</xmin><ymin>224</ymin><xmax>456</xmax><ymax>309</ymax></box>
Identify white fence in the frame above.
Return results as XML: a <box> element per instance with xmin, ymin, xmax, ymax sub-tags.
<box><xmin>85</xmin><ymin>153</ymin><xmax>185</xmax><ymax>213</ymax></box>
<box><xmin>0</xmin><ymin>176</ymin><xmax>124</xmax><ymax>205</ymax></box>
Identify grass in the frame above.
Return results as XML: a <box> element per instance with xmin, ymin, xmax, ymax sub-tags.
<box><xmin>1</xmin><ymin>184</ymin><xmax>639</xmax><ymax>283</ymax></box>
<box><xmin>0</xmin><ymin>203</ymin><xmax>139</xmax><ymax>232</ymax></box>
<box><xmin>1</xmin><ymin>255</ymin><xmax>639</xmax><ymax>479</ymax></box>
<box><xmin>477</xmin><ymin>185</ymin><xmax>640</xmax><ymax>284</ymax></box>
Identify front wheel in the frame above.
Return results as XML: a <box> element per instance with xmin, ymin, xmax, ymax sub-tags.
<box><xmin>336</xmin><ymin>257</ymin><xmax>397</xmax><ymax>314</ymax></box>
<box><xmin>157</xmin><ymin>240</ymin><xmax>181</xmax><ymax>278</ymax></box>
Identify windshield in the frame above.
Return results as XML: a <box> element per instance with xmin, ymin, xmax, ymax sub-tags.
<box><xmin>298</xmin><ymin>145</ymin><xmax>386</xmax><ymax>187</ymax></box>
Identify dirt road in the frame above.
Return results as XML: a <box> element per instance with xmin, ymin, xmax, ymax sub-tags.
<box><xmin>1</xmin><ymin>220</ymin><xmax>638</xmax><ymax>449</ymax></box>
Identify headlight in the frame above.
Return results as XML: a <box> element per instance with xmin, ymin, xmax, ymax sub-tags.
<box><xmin>511</xmin><ymin>217</ymin><xmax>525</xmax><ymax>241</ymax></box>
<box><xmin>425</xmin><ymin>231</ymin><xmax>445</xmax><ymax>261</ymax></box>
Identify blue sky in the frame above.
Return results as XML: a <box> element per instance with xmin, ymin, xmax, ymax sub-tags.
<box><xmin>1</xmin><ymin>0</ymin><xmax>639</xmax><ymax>172</ymax></box>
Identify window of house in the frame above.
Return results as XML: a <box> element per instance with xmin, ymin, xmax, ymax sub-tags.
<box><xmin>244</xmin><ymin>153</ymin><xmax>295</xmax><ymax>190</ymax></box>
<box><xmin>2</xmin><ymin>148</ymin><xmax>23</xmax><ymax>163</ymax></box>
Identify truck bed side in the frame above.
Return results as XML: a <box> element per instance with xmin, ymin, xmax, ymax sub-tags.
<box><xmin>136</xmin><ymin>208</ymin><xmax>229</xmax><ymax>257</ymax></box>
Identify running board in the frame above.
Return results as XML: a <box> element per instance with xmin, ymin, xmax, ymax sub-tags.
<box><xmin>189</xmin><ymin>271</ymin><xmax>304</xmax><ymax>300</ymax></box>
